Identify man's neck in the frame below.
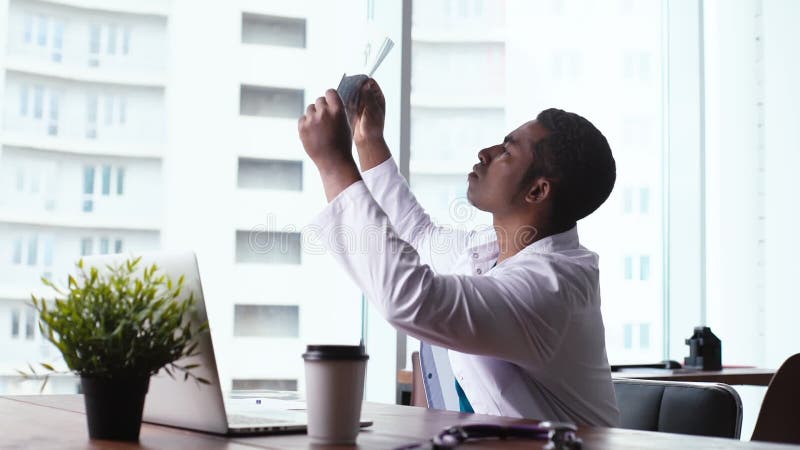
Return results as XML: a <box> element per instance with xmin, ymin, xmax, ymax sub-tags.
<box><xmin>492</xmin><ymin>216</ymin><xmax>574</xmax><ymax>264</ymax></box>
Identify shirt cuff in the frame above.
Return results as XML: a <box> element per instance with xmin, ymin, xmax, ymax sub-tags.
<box><xmin>361</xmin><ymin>156</ymin><xmax>399</xmax><ymax>189</ymax></box>
<box><xmin>311</xmin><ymin>180</ymin><xmax>372</xmax><ymax>229</ymax></box>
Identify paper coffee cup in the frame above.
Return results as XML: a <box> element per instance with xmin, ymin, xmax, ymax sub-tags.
<box><xmin>303</xmin><ymin>345</ymin><xmax>369</xmax><ymax>445</ymax></box>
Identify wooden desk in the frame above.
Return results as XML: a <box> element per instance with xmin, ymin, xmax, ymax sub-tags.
<box><xmin>400</xmin><ymin>367</ymin><xmax>774</xmax><ymax>388</ymax></box>
<box><xmin>3</xmin><ymin>394</ymin><xmax>798</xmax><ymax>449</ymax></box>
<box><xmin>612</xmin><ymin>368</ymin><xmax>775</xmax><ymax>386</ymax></box>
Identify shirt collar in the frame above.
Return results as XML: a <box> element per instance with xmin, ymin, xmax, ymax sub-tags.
<box><xmin>468</xmin><ymin>225</ymin><xmax>580</xmax><ymax>260</ymax></box>
<box><xmin>523</xmin><ymin>224</ymin><xmax>580</xmax><ymax>254</ymax></box>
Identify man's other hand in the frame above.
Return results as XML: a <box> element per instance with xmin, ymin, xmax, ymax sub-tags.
<box><xmin>352</xmin><ymin>78</ymin><xmax>386</xmax><ymax>148</ymax></box>
<box><xmin>298</xmin><ymin>89</ymin><xmax>362</xmax><ymax>202</ymax></box>
<box><xmin>298</xmin><ymin>89</ymin><xmax>354</xmax><ymax>173</ymax></box>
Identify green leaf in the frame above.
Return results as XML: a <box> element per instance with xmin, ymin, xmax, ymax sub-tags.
<box><xmin>40</xmin><ymin>363</ymin><xmax>56</xmax><ymax>372</ymax></box>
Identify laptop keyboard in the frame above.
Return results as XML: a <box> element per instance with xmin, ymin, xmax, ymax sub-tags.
<box><xmin>227</xmin><ymin>414</ymin><xmax>290</xmax><ymax>426</ymax></box>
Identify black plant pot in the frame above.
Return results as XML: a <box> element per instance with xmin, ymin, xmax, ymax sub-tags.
<box><xmin>80</xmin><ymin>375</ymin><xmax>150</xmax><ymax>441</ymax></box>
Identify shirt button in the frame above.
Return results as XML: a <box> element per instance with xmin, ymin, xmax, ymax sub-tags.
<box><xmin>476</xmin><ymin>268</ymin><xmax>482</xmax><ymax>274</ymax></box>
<box><xmin>472</xmin><ymin>252</ymin><xmax>479</xmax><ymax>259</ymax></box>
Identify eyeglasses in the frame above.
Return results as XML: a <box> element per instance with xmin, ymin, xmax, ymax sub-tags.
<box><xmin>394</xmin><ymin>421</ymin><xmax>583</xmax><ymax>450</ymax></box>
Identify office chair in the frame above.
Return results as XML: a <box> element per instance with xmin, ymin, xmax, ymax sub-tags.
<box><xmin>751</xmin><ymin>353</ymin><xmax>800</xmax><ymax>444</ymax></box>
<box><xmin>613</xmin><ymin>378</ymin><xmax>742</xmax><ymax>438</ymax></box>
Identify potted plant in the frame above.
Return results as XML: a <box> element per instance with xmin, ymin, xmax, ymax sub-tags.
<box><xmin>28</xmin><ymin>256</ymin><xmax>209</xmax><ymax>441</ymax></box>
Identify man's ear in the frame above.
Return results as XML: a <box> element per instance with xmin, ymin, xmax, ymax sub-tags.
<box><xmin>524</xmin><ymin>177</ymin><xmax>551</xmax><ymax>205</ymax></box>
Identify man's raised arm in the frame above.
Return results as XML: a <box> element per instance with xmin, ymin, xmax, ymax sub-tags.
<box><xmin>348</xmin><ymin>79</ymin><xmax>473</xmax><ymax>272</ymax></box>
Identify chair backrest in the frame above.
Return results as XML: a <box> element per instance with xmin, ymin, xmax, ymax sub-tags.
<box><xmin>410</xmin><ymin>351</ymin><xmax>428</xmax><ymax>407</ymax></box>
<box><xmin>613</xmin><ymin>378</ymin><xmax>742</xmax><ymax>439</ymax></box>
<box><xmin>752</xmin><ymin>353</ymin><xmax>800</xmax><ymax>444</ymax></box>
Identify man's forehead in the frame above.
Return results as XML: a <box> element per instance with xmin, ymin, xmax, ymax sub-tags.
<box><xmin>510</xmin><ymin>120</ymin><xmax>549</xmax><ymax>145</ymax></box>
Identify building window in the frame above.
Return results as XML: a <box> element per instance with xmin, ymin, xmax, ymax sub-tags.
<box><xmin>104</xmin><ymin>96</ymin><xmax>114</xmax><ymax>126</ymax></box>
<box><xmin>12</xmin><ymin>238</ymin><xmax>23</xmax><ymax>264</ymax></box>
<box><xmin>100</xmin><ymin>238</ymin><xmax>109</xmax><ymax>255</ymax></box>
<box><xmin>639</xmin><ymin>255</ymin><xmax>650</xmax><ymax>281</ymax></box>
<box><xmin>83</xmin><ymin>165</ymin><xmax>95</xmax><ymax>212</ymax></box>
<box><xmin>33</xmin><ymin>86</ymin><xmax>43</xmax><ymax>119</ymax></box>
<box><xmin>27</xmin><ymin>236</ymin><xmax>38</xmax><ymax>266</ymax></box>
<box><xmin>639</xmin><ymin>323</ymin><xmax>650</xmax><ymax>349</ymax></box>
<box><xmin>23</xmin><ymin>14</ymin><xmax>32</xmax><ymax>43</ymax></box>
<box><xmin>639</xmin><ymin>187</ymin><xmax>650</xmax><ymax>214</ymax></box>
<box><xmin>241</xmin><ymin>13</ymin><xmax>306</xmax><ymax>48</ymax></box>
<box><xmin>25</xmin><ymin>308</ymin><xmax>35</xmax><ymax>340</ymax></box>
<box><xmin>48</xmin><ymin>93</ymin><xmax>59</xmax><ymax>136</ymax></box>
<box><xmin>89</xmin><ymin>24</ymin><xmax>101</xmax><ymax>66</ymax></box>
<box><xmin>116</xmin><ymin>167</ymin><xmax>125</xmax><ymax>195</ymax></box>
<box><xmin>119</xmin><ymin>97</ymin><xmax>127</xmax><ymax>124</ymax></box>
<box><xmin>52</xmin><ymin>20</ymin><xmax>64</xmax><ymax>62</ymax></box>
<box><xmin>11</xmin><ymin>310</ymin><xmax>20</xmax><ymax>338</ymax></box>
<box><xmin>102</xmin><ymin>165</ymin><xmax>112</xmax><ymax>195</ymax></box>
<box><xmin>232</xmin><ymin>379</ymin><xmax>298</xmax><ymax>391</ymax></box>
<box><xmin>86</xmin><ymin>95</ymin><xmax>98</xmax><ymax>138</ymax></box>
<box><xmin>43</xmin><ymin>236</ymin><xmax>54</xmax><ymax>267</ymax></box>
<box><xmin>19</xmin><ymin>85</ymin><xmax>28</xmax><ymax>116</ymax></box>
<box><xmin>236</xmin><ymin>230</ymin><xmax>302</xmax><ymax>265</ymax></box>
<box><xmin>623</xmin><ymin>323</ymin><xmax>633</xmax><ymax>349</ymax></box>
<box><xmin>81</xmin><ymin>238</ymin><xmax>93</xmax><ymax>256</ymax></box>
<box><xmin>122</xmin><ymin>27</ymin><xmax>131</xmax><ymax>54</ymax></box>
<box><xmin>233</xmin><ymin>304</ymin><xmax>299</xmax><ymax>337</ymax></box>
<box><xmin>83</xmin><ymin>166</ymin><xmax>95</xmax><ymax>194</ymax></box>
<box><xmin>624</xmin><ymin>256</ymin><xmax>633</xmax><ymax>280</ymax></box>
<box><xmin>623</xmin><ymin>188</ymin><xmax>633</xmax><ymax>213</ymax></box>
<box><xmin>36</xmin><ymin>15</ymin><xmax>47</xmax><ymax>46</ymax></box>
<box><xmin>623</xmin><ymin>51</ymin><xmax>652</xmax><ymax>82</ymax></box>
<box><xmin>107</xmin><ymin>25</ymin><xmax>117</xmax><ymax>55</ymax></box>
<box><xmin>114</xmin><ymin>239</ymin><xmax>123</xmax><ymax>254</ymax></box>
<box><xmin>237</xmin><ymin>158</ymin><xmax>303</xmax><ymax>191</ymax></box>
<box><xmin>239</xmin><ymin>85</ymin><xmax>304</xmax><ymax>119</ymax></box>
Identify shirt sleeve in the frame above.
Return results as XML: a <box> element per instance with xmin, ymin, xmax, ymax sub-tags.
<box><xmin>360</xmin><ymin>157</ymin><xmax>472</xmax><ymax>274</ymax></box>
<box><xmin>311</xmin><ymin>181</ymin><xmax>572</xmax><ymax>367</ymax></box>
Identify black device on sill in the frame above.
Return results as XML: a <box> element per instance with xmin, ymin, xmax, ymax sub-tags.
<box><xmin>684</xmin><ymin>326</ymin><xmax>722</xmax><ymax>370</ymax></box>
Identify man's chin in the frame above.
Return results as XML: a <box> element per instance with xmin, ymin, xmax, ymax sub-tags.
<box><xmin>465</xmin><ymin>191</ymin><xmax>489</xmax><ymax>212</ymax></box>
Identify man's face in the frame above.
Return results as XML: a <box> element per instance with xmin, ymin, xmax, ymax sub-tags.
<box><xmin>466</xmin><ymin>120</ymin><xmax>550</xmax><ymax>214</ymax></box>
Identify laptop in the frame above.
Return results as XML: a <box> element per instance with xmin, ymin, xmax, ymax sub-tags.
<box><xmin>82</xmin><ymin>251</ymin><xmax>372</xmax><ymax>435</ymax></box>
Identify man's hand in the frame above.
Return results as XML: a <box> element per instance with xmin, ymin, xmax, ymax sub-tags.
<box><xmin>351</xmin><ymin>79</ymin><xmax>392</xmax><ymax>171</ymax></box>
<box><xmin>351</xmin><ymin>78</ymin><xmax>386</xmax><ymax>147</ymax></box>
<box><xmin>298</xmin><ymin>89</ymin><xmax>362</xmax><ymax>202</ymax></box>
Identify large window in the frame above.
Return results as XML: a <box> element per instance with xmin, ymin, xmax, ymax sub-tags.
<box><xmin>2</xmin><ymin>0</ymin><xmax>799</xmax><ymax>414</ymax></box>
<box><xmin>405</xmin><ymin>0</ymin><xmax>665</xmax><ymax>365</ymax></box>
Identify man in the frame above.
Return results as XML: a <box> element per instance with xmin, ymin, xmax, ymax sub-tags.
<box><xmin>298</xmin><ymin>79</ymin><xmax>620</xmax><ymax>426</ymax></box>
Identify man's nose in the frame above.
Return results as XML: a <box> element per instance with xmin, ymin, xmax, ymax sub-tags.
<box><xmin>477</xmin><ymin>145</ymin><xmax>501</xmax><ymax>165</ymax></box>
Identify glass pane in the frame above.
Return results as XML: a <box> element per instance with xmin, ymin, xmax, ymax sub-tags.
<box><xmin>407</xmin><ymin>0</ymin><xmax>665</xmax><ymax>366</ymax></box>
<box><xmin>82</xmin><ymin>165</ymin><xmax>94</xmax><ymax>194</ymax></box>
<box><xmin>101</xmin><ymin>165</ymin><xmax>111</xmax><ymax>195</ymax></box>
<box><xmin>80</xmin><ymin>238</ymin><xmax>93</xmax><ymax>256</ymax></box>
<box><xmin>0</xmin><ymin>1</ymin><xmax>385</xmax><ymax>397</ymax></box>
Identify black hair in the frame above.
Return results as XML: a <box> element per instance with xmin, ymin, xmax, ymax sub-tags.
<box><xmin>529</xmin><ymin>108</ymin><xmax>616</xmax><ymax>223</ymax></box>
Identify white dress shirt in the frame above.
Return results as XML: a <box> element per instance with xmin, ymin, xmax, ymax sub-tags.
<box><xmin>311</xmin><ymin>157</ymin><xmax>620</xmax><ymax>426</ymax></box>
